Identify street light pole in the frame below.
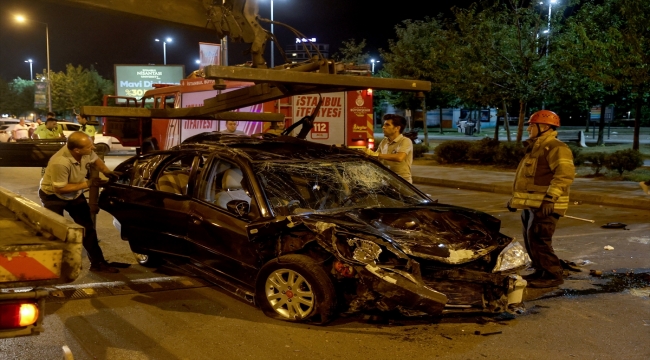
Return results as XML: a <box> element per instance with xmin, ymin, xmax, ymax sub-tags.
<box><xmin>370</xmin><ymin>59</ymin><xmax>380</xmax><ymax>73</ymax></box>
<box><xmin>25</xmin><ymin>59</ymin><xmax>33</xmax><ymax>80</ymax></box>
<box><xmin>46</xmin><ymin>23</ymin><xmax>51</xmax><ymax>111</ymax></box>
<box><xmin>270</xmin><ymin>0</ymin><xmax>274</xmax><ymax>68</ymax></box>
<box><xmin>15</xmin><ymin>16</ymin><xmax>51</xmax><ymax>111</ymax></box>
<box><xmin>155</xmin><ymin>38</ymin><xmax>172</xmax><ymax>65</ymax></box>
<box><xmin>546</xmin><ymin>0</ymin><xmax>558</xmax><ymax>53</ymax></box>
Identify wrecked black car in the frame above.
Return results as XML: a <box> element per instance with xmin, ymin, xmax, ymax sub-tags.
<box><xmin>99</xmin><ymin>134</ymin><xmax>529</xmax><ymax>323</ymax></box>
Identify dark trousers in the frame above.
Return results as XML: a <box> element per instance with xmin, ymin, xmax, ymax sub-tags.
<box><xmin>39</xmin><ymin>190</ymin><xmax>105</xmax><ymax>265</ymax></box>
<box><xmin>521</xmin><ymin>209</ymin><xmax>562</xmax><ymax>279</ymax></box>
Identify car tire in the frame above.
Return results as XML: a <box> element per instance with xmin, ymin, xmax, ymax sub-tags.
<box><xmin>95</xmin><ymin>143</ymin><xmax>110</xmax><ymax>155</ymax></box>
<box><xmin>255</xmin><ymin>254</ymin><xmax>337</xmax><ymax>324</ymax></box>
<box><xmin>133</xmin><ymin>252</ymin><xmax>163</xmax><ymax>268</ymax></box>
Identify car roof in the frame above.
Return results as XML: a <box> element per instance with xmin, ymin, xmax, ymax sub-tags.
<box><xmin>0</xmin><ymin>118</ymin><xmax>30</xmax><ymax>124</ymax></box>
<box><xmin>179</xmin><ymin>132</ymin><xmax>364</xmax><ymax>161</ymax></box>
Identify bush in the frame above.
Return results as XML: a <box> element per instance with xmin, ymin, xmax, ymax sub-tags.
<box><xmin>567</xmin><ymin>144</ymin><xmax>585</xmax><ymax>166</ymax></box>
<box><xmin>583</xmin><ymin>152</ymin><xmax>608</xmax><ymax>175</ymax></box>
<box><xmin>494</xmin><ymin>142</ymin><xmax>525</xmax><ymax>168</ymax></box>
<box><xmin>434</xmin><ymin>140</ymin><xmax>472</xmax><ymax>164</ymax></box>
<box><xmin>413</xmin><ymin>143</ymin><xmax>430</xmax><ymax>158</ymax></box>
<box><xmin>467</xmin><ymin>137</ymin><xmax>500</xmax><ymax>164</ymax></box>
<box><xmin>605</xmin><ymin>149</ymin><xmax>643</xmax><ymax>175</ymax></box>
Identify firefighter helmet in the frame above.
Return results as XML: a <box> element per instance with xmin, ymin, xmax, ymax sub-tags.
<box><xmin>527</xmin><ymin>110</ymin><xmax>560</xmax><ymax>127</ymax></box>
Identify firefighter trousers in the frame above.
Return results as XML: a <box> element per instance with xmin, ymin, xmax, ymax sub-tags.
<box><xmin>521</xmin><ymin>208</ymin><xmax>562</xmax><ymax>279</ymax></box>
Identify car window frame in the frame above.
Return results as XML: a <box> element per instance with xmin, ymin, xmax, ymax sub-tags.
<box><xmin>151</xmin><ymin>152</ymin><xmax>199</xmax><ymax>197</ymax></box>
<box><xmin>194</xmin><ymin>154</ymin><xmax>262</xmax><ymax>222</ymax></box>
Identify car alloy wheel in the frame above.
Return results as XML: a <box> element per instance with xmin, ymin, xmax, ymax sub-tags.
<box><xmin>264</xmin><ymin>268</ymin><xmax>315</xmax><ymax>319</ymax></box>
<box><xmin>256</xmin><ymin>254</ymin><xmax>337</xmax><ymax>323</ymax></box>
<box><xmin>95</xmin><ymin>143</ymin><xmax>110</xmax><ymax>155</ymax></box>
<box><xmin>132</xmin><ymin>251</ymin><xmax>162</xmax><ymax>268</ymax></box>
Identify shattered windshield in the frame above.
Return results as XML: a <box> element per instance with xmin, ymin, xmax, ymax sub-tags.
<box><xmin>254</xmin><ymin>160</ymin><xmax>431</xmax><ymax>215</ymax></box>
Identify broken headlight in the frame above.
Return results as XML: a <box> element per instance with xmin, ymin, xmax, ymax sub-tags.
<box><xmin>492</xmin><ymin>241</ymin><xmax>531</xmax><ymax>273</ymax></box>
<box><xmin>347</xmin><ymin>238</ymin><xmax>383</xmax><ymax>264</ymax></box>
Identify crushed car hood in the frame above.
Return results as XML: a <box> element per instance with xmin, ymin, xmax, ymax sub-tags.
<box><xmin>297</xmin><ymin>204</ymin><xmax>506</xmax><ymax>264</ymax></box>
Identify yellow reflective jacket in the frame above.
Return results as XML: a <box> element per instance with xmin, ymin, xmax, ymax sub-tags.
<box><xmin>510</xmin><ymin>130</ymin><xmax>575</xmax><ymax>215</ymax></box>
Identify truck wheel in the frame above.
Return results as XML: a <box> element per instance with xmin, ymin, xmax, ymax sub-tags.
<box><xmin>95</xmin><ymin>143</ymin><xmax>110</xmax><ymax>155</ymax></box>
<box><xmin>255</xmin><ymin>254</ymin><xmax>337</xmax><ymax>324</ymax></box>
<box><xmin>133</xmin><ymin>252</ymin><xmax>163</xmax><ymax>268</ymax></box>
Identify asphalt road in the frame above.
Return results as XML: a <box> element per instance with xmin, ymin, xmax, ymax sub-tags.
<box><xmin>0</xmin><ymin>157</ymin><xmax>649</xmax><ymax>360</ymax></box>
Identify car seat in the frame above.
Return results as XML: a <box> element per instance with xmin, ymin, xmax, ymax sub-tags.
<box><xmin>157</xmin><ymin>171</ymin><xmax>190</xmax><ymax>195</ymax></box>
<box><xmin>214</xmin><ymin>168</ymin><xmax>251</xmax><ymax>210</ymax></box>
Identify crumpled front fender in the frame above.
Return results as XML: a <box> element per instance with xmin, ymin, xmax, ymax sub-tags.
<box><xmin>357</xmin><ymin>264</ymin><xmax>448</xmax><ymax>315</ymax></box>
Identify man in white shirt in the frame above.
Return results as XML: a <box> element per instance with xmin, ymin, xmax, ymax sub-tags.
<box><xmin>221</xmin><ymin>121</ymin><xmax>246</xmax><ymax>135</ymax></box>
<box><xmin>12</xmin><ymin>119</ymin><xmax>30</xmax><ymax>140</ymax></box>
<box><xmin>365</xmin><ymin>114</ymin><xmax>413</xmax><ymax>183</ymax></box>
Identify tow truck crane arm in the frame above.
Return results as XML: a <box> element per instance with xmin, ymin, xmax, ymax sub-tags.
<box><xmin>52</xmin><ymin>0</ymin><xmax>271</xmax><ymax>67</ymax></box>
<box><xmin>55</xmin><ymin>0</ymin><xmax>430</xmax><ymax>128</ymax></box>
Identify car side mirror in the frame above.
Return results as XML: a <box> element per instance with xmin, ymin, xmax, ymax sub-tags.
<box><xmin>227</xmin><ymin>200</ymin><xmax>250</xmax><ymax>217</ymax></box>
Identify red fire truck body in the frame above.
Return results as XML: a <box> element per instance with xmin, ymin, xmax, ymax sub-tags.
<box><xmin>104</xmin><ymin>79</ymin><xmax>374</xmax><ymax>150</ymax></box>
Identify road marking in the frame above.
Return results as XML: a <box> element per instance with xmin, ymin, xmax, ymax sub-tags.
<box><xmin>46</xmin><ymin>276</ymin><xmax>210</xmax><ymax>302</ymax></box>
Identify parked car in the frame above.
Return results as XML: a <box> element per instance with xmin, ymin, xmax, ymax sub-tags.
<box><xmin>56</xmin><ymin>121</ymin><xmax>135</xmax><ymax>154</ymax></box>
<box><xmin>0</xmin><ymin>121</ymin><xmax>35</xmax><ymax>143</ymax></box>
<box><xmin>99</xmin><ymin>134</ymin><xmax>529</xmax><ymax>323</ymax></box>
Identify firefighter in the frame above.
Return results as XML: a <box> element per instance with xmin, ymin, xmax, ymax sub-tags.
<box><xmin>507</xmin><ymin>110</ymin><xmax>575</xmax><ymax>288</ymax></box>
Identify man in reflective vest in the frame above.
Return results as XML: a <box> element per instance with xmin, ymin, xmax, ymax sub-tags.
<box><xmin>507</xmin><ymin>110</ymin><xmax>575</xmax><ymax>288</ymax></box>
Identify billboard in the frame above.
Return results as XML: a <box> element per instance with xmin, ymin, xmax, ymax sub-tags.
<box><xmin>114</xmin><ymin>65</ymin><xmax>184</xmax><ymax>99</ymax></box>
<box><xmin>590</xmin><ymin>105</ymin><xmax>615</xmax><ymax>123</ymax></box>
<box><xmin>34</xmin><ymin>81</ymin><xmax>48</xmax><ymax>109</ymax></box>
<box><xmin>199</xmin><ymin>43</ymin><xmax>220</xmax><ymax>70</ymax></box>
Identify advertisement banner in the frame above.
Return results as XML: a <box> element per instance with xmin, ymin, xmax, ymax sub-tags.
<box><xmin>590</xmin><ymin>105</ymin><xmax>615</xmax><ymax>123</ymax></box>
<box><xmin>292</xmin><ymin>93</ymin><xmax>346</xmax><ymax>145</ymax></box>
<box><xmin>346</xmin><ymin>90</ymin><xmax>373</xmax><ymax>146</ymax></box>
<box><xmin>199</xmin><ymin>43</ymin><xmax>221</xmax><ymax>70</ymax></box>
<box><xmin>216</xmin><ymin>86</ymin><xmax>264</xmax><ymax>135</ymax></box>
<box><xmin>34</xmin><ymin>82</ymin><xmax>48</xmax><ymax>109</ymax></box>
<box><xmin>114</xmin><ymin>65</ymin><xmax>184</xmax><ymax>99</ymax></box>
<box><xmin>180</xmin><ymin>86</ymin><xmax>264</xmax><ymax>142</ymax></box>
<box><xmin>180</xmin><ymin>89</ymin><xmax>220</xmax><ymax>142</ymax></box>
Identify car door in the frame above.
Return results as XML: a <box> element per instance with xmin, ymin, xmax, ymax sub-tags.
<box><xmin>105</xmin><ymin>152</ymin><xmax>197</xmax><ymax>257</ymax></box>
<box><xmin>187</xmin><ymin>157</ymin><xmax>263</xmax><ymax>287</ymax></box>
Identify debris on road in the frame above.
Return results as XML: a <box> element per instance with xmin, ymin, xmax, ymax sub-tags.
<box><xmin>601</xmin><ymin>222</ymin><xmax>627</xmax><ymax>229</ymax></box>
<box><xmin>589</xmin><ymin>270</ymin><xmax>603</xmax><ymax>277</ymax></box>
<box><xmin>604</xmin><ymin>245</ymin><xmax>615</xmax><ymax>250</ymax></box>
<box><xmin>574</xmin><ymin>259</ymin><xmax>594</xmax><ymax>266</ymax></box>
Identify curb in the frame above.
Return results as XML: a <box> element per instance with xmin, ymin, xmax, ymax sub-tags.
<box><xmin>413</xmin><ymin>176</ymin><xmax>650</xmax><ymax>211</ymax></box>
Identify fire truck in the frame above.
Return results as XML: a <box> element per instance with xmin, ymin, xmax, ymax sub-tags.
<box><xmin>102</xmin><ymin>78</ymin><xmax>375</xmax><ymax>151</ymax></box>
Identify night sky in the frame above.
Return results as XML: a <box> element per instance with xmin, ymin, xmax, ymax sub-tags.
<box><xmin>0</xmin><ymin>0</ymin><xmax>475</xmax><ymax>82</ymax></box>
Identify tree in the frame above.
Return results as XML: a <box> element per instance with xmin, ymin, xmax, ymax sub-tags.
<box><xmin>449</xmin><ymin>1</ymin><xmax>579</xmax><ymax>144</ymax></box>
<box><xmin>382</xmin><ymin>17</ymin><xmax>460</xmax><ymax>134</ymax></box>
<box><xmin>565</xmin><ymin>0</ymin><xmax>650</xmax><ymax>150</ymax></box>
<box><xmin>334</xmin><ymin>38</ymin><xmax>370</xmax><ymax>65</ymax></box>
<box><xmin>0</xmin><ymin>78</ymin><xmax>35</xmax><ymax>117</ymax></box>
<box><xmin>37</xmin><ymin>64</ymin><xmax>114</xmax><ymax>113</ymax></box>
